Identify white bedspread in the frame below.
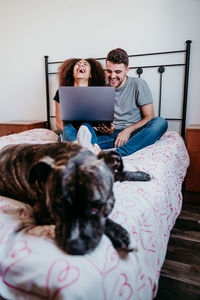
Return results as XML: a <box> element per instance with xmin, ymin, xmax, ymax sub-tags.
<box><xmin>0</xmin><ymin>129</ymin><xmax>189</xmax><ymax>300</ymax></box>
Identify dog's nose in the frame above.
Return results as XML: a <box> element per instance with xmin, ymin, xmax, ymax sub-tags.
<box><xmin>66</xmin><ymin>239</ymin><xmax>87</xmax><ymax>255</ymax></box>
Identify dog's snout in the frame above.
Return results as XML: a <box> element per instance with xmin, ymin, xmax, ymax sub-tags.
<box><xmin>66</xmin><ymin>239</ymin><xmax>87</xmax><ymax>255</ymax></box>
<box><xmin>58</xmin><ymin>219</ymin><xmax>104</xmax><ymax>255</ymax></box>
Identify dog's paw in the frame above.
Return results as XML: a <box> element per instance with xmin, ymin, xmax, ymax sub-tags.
<box><xmin>105</xmin><ymin>219</ymin><xmax>133</xmax><ymax>253</ymax></box>
<box><xmin>115</xmin><ymin>170</ymin><xmax>151</xmax><ymax>182</ymax></box>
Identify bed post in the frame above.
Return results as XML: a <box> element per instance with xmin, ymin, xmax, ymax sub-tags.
<box><xmin>158</xmin><ymin>66</ymin><xmax>165</xmax><ymax>117</ymax></box>
<box><xmin>181</xmin><ymin>40</ymin><xmax>192</xmax><ymax>139</ymax></box>
<box><xmin>44</xmin><ymin>56</ymin><xmax>50</xmax><ymax>129</ymax></box>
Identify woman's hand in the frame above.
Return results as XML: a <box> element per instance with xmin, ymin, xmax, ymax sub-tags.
<box><xmin>56</xmin><ymin>120</ymin><xmax>64</xmax><ymax>132</ymax></box>
<box><xmin>96</xmin><ymin>123</ymin><xmax>115</xmax><ymax>134</ymax></box>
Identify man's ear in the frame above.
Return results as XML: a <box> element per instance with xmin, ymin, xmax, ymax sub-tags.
<box><xmin>126</xmin><ymin>66</ymin><xmax>130</xmax><ymax>74</ymax></box>
<box><xmin>29</xmin><ymin>156</ymin><xmax>55</xmax><ymax>185</ymax></box>
<box><xmin>97</xmin><ymin>150</ymin><xmax>124</xmax><ymax>173</ymax></box>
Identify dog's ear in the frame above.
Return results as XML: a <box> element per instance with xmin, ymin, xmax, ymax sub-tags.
<box><xmin>97</xmin><ymin>150</ymin><xmax>124</xmax><ymax>173</ymax></box>
<box><xmin>29</xmin><ymin>156</ymin><xmax>55</xmax><ymax>185</ymax></box>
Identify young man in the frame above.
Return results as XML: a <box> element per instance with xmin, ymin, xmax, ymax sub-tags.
<box><xmin>95</xmin><ymin>48</ymin><xmax>168</xmax><ymax>156</ymax></box>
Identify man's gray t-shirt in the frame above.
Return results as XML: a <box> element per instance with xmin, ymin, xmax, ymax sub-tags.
<box><xmin>113</xmin><ymin>76</ymin><xmax>153</xmax><ymax>129</ymax></box>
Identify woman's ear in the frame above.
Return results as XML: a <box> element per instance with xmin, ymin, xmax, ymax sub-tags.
<box><xmin>29</xmin><ymin>156</ymin><xmax>55</xmax><ymax>185</ymax></box>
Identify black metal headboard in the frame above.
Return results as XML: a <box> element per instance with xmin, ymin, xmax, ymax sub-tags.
<box><xmin>44</xmin><ymin>40</ymin><xmax>191</xmax><ymax>139</ymax></box>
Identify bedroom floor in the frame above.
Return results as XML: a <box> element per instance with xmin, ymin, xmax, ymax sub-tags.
<box><xmin>155</xmin><ymin>193</ymin><xmax>200</xmax><ymax>300</ymax></box>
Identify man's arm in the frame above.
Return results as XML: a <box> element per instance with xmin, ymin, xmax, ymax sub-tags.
<box><xmin>114</xmin><ymin>103</ymin><xmax>155</xmax><ymax>147</ymax></box>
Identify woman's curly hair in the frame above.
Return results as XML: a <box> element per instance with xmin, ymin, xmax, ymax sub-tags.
<box><xmin>58</xmin><ymin>58</ymin><xmax>106</xmax><ymax>86</ymax></box>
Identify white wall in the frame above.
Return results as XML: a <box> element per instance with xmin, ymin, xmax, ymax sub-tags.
<box><xmin>0</xmin><ymin>0</ymin><xmax>200</xmax><ymax>128</ymax></box>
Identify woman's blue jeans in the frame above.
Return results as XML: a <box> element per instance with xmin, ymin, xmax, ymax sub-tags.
<box><xmin>61</xmin><ymin>123</ymin><xmax>98</xmax><ymax>144</ymax></box>
<box><xmin>61</xmin><ymin>117</ymin><xmax>168</xmax><ymax>157</ymax></box>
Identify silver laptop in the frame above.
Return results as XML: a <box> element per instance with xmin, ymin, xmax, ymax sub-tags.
<box><xmin>59</xmin><ymin>86</ymin><xmax>115</xmax><ymax>124</ymax></box>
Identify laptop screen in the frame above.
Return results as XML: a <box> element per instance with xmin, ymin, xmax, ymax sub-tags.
<box><xmin>59</xmin><ymin>86</ymin><xmax>115</xmax><ymax>123</ymax></box>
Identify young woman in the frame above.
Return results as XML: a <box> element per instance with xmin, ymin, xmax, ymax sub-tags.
<box><xmin>53</xmin><ymin>58</ymin><xmax>105</xmax><ymax>152</ymax></box>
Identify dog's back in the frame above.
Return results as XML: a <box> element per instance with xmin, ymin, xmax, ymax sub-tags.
<box><xmin>0</xmin><ymin>142</ymin><xmax>87</xmax><ymax>203</ymax></box>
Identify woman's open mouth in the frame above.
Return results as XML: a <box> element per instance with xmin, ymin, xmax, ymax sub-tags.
<box><xmin>77</xmin><ymin>68</ymin><xmax>85</xmax><ymax>73</ymax></box>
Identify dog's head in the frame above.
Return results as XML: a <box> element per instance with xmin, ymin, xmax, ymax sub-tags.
<box><xmin>29</xmin><ymin>150</ymin><xmax>123</xmax><ymax>255</ymax></box>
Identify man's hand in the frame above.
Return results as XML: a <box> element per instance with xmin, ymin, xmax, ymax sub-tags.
<box><xmin>114</xmin><ymin>128</ymin><xmax>132</xmax><ymax>147</ymax></box>
<box><xmin>114</xmin><ymin>103</ymin><xmax>155</xmax><ymax>147</ymax></box>
<box><xmin>96</xmin><ymin>123</ymin><xmax>115</xmax><ymax>134</ymax></box>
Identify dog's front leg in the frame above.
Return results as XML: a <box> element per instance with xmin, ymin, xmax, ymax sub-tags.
<box><xmin>114</xmin><ymin>170</ymin><xmax>151</xmax><ymax>182</ymax></box>
<box><xmin>105</xmin><ymin>218</ymin><xmax>133</xmax><ymax>252</ymax></box>
<box><xmin>97</xmin><ymin>150</ymin><xmax>150</xmax><ymax>182</ymax></box>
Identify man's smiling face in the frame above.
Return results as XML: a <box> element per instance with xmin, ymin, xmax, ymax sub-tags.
<box><xmin>106</xmin><ymin>61</ymin><xmax>129</xmax><ymax>89</ymax></box>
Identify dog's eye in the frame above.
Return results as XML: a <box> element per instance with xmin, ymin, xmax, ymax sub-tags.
<box><xmin>91</xmin><ymin>207</ymin><xmax>98</xmax><ymax>215</ymax></box>
<box><xmin>91</xmin><ymin>202</ymin><xmax>102</xmax><ymax>216</ymax></box>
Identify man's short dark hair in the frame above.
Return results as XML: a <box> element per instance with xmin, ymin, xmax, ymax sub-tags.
<box><xmin>106</xmin><ymin>48</ymin><xmax>129</xmax><ymax>67</ymax></box>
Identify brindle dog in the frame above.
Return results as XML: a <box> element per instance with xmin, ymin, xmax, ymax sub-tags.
<box><xmin>0</xmin><ymin>142</ymin><xmax>150</xmax><ymax>255</ymax></box>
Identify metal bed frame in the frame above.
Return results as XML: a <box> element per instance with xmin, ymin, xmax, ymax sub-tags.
<box><xmin>44</xmin><ymin>40</ymin><xmax>191</xmax><ymax>139</ymax></box>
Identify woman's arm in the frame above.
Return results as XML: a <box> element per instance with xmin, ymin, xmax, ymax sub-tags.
<box><xmin>55</xmin><ymin>102</ymin><xmax>64</xmax><ymax>132</ymax></box>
